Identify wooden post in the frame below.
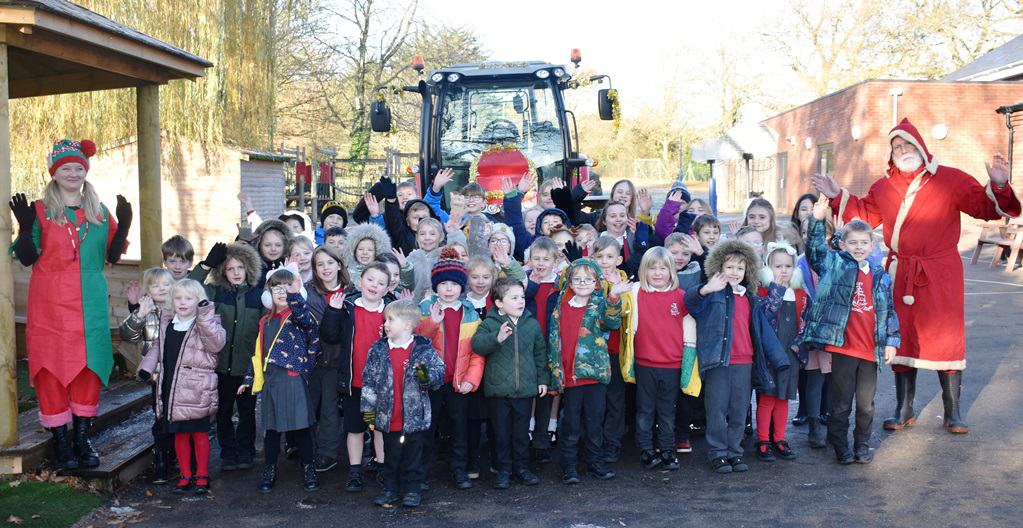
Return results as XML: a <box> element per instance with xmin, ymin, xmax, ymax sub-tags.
<box><xmin>137</xmin><ymin>84</ymin><xmax>161</xmax><ymax>268</ymax></box>
<box><xmin>0</xmin><ymin>36</ymin><xmax>19</xmax><ymax>451</ymax></box>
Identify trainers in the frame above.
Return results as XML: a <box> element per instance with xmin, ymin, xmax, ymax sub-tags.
<box><xmin>755</xmin><ymin>441</ymin><xmax>776</xmax><ymax>462</ymax></box>
<box><xmin>467</xmin><ymin>461</ymin><xmax>481</xmax><ymax>480</ymax></box>
<box><xmin>773</xmin><ymin>441</ymin><xmax>796</xmax><ymax>460</ymax></box>
<box><xmin>853</xmin><ymin>444</ymin><xmax>873</xmax><ymax>464</ymax></box>
<box><xmin>401</xmin><ymin>492</ymin><xmax>422</xmax><ymax>508</ymax></box>
<box><xmin>373</xmin><ymin>490</ymin><xmax>400</xmax><ymax>508</ymax></box>
<box><xmin>711</xmin><ymin>457</ymin><xmax>732</xmax><ymax>474</ymax></box>
<box><xmin>729</xmin><ymin>456</ymin><xmax>749</xmax><ymax>472</ymax></box>
<box><xmin>835</xmin><ymin>447</ymin><xmax>855</xmax><ymax>465</ymax></box>
<box><xmin>640</xmin><ymin>449</ymin><xmax>661</xmax><ymax>469</ymax></box>
<box><xmin>588</xmin><ymin>463</ymin><xmax>616</xmax><ymax>480</ymax></box>
<box><xmin>603</xmin><ymin>448</ymin><xmax>620</xmax><ymax>463</ymax></box>
<box><xmin>791</xmin><ymin>415</ymin><xmax>808</xmax><ymax>426</ymax></box>
<box><xmin>345</xmin><ymin>470</ymin><xmax>364</xmax><ymax>493</ymax></box>
<box><xmin>562</xmin><ymin>471</ymin><xmax>581</xmax><ymax>485</ymax></box>
<box><xmin>493</xmin><ymin>471</ymin><xmax>511</xmax><ymax>489</ymax></box>
<box><xmin>314</xmin><ymin>456</ymin><xmax>338</xmax><ymax>473</ymax></box>
<box><xmin>675</xmin><ymin>439</ymin><xmax>693</xmax><ymax>454</ymax></box>
<box><xmin>454</xmin><ymin>471</ymin><xmax>473</xmax><ymax>489</ymax></box>
<box><xmin>660</xmin><ymin>452</ymin><xmax>680</xmax><ymax>470</ymax></box>
<box><xmin>515</xmin><ymin>469</ymin><xmax>540</xmax><ymax>486</ymax></box>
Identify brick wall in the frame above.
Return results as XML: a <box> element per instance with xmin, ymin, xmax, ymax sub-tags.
<box><xmin>762</xmin><ymin>80</ymin><xmax>1023</xmax><ymax>215</ymax></box>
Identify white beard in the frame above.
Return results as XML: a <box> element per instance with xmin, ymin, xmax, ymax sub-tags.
<box><xmin>894</xmin><ymin>150</ymin><xmax>923</xmax><ymax>172</ymax></box>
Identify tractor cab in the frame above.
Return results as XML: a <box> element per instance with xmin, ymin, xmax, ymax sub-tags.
<box><xmin>371</xmin><ymin>53</ymin><xmax>615</xmax><ymax>214</ymax></box>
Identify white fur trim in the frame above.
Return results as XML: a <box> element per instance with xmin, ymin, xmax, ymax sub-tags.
<box><xmin>890</xmin><ymin>356</ymin><xmax>966</xmax><ymax>371</ymax></box>
<box><xmin>888</xmin><ymin>129</ymin><xmax>939</xmax><ymax>174</ymax></box>
<box><xmin>889</xmin><ymin>171</ymin><xmax>929</xmax><ymax>254</ymax></box>
<box><xmin>984</xmin><ymin>180</ymin><xmax>1012</xmax><ymax>218</ymax></box>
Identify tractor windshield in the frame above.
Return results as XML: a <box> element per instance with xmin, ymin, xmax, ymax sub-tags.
<box><xmin>436</xmin><ymin>79</ymin><xmax>565</xmax><ymax>184</ymax></box>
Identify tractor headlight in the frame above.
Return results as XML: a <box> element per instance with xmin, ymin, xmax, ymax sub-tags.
<box><xmin>535</xmin><ymin>69</ymin><xmax>550</xmax><ymax>79</ymax></box>
<box><xmin>431</xmin><ymin>73</ymin><xmax>444</xmax><ymax>83</ymax></box>
<box><xmin>553</xmin><ymin>68</ymin><xmax>565</xmax><ymax>78</ymax></box>
<box><xmin>446</xmin><ymin>73</ymin><xmax>461</xmax><ymax>82</ymax></box>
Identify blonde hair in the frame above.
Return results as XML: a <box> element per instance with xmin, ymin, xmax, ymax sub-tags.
<box><xmin>42</xmin><ymin>179</ymin><xmax>104</xmax><ymax>226</ymax></box>
<box><xmin>417</xmin><ymin>217</ymin><xmax>443</xmax><ymax>237</ymax></box>
<box><xmin>141</xmin><ymin>267</ymin><xmax>174</xmax><ymax>294</ymax></box>
<box><xmin>466</xmin><ymin>256</ymin><xmax>497</xmax><ymax>275</ymax></box>
<box><xmin>170</xmin><ymin>279</ymin><xmax>208</xmax><ymax>302</ymax></box>
<box><xmin>384</xmin><ymin>298</ymin><xmax>420</xmax><ymax>325</ymax></box>
<box><xmin>638</xmin><ymin>247</ymin><xmax>678</xmax><ymax>291</ymax></box>
<box><xmin>288</xmin><ymin>235</ymin><xmax>315</xmax><ymax>255</ymax></box>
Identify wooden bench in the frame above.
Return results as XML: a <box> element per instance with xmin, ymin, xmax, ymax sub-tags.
<box><xmin>971</xmin><ymin>217</ymin><xmax>1023</xmax><ymax>271</ymax></box>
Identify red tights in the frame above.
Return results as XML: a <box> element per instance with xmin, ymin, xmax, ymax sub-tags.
<box><xmin>174</xmin><ymin>432</ymin><xmax>210</xmax><ymax>478</ymax></box>
<box><xmin>756</xmin><ymin>394</ymin><xmax>789</xmax><ymax>443</ymax></box>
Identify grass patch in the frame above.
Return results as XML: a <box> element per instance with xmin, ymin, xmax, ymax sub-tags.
<box><xmin>0</xmin><ymin>480</ymin><xmax>106</xmax><ymax>528</ymax></box>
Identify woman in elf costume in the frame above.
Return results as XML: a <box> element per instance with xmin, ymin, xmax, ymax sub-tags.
<box><xmin>9</xmin><ymin>139</ymin><xmax>132</xmax><ymax>470</ymax></box>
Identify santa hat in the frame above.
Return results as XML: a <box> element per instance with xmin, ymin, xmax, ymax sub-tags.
<box><xmin>888</xmin><ymin>118</ymin><xmax>938</xmax><ymax>174</ymax></box>
<box><xmin>319</xmin><ymin>200</ymin><xmax>349</xmax><ymax>228</ymax></box>
<box><xmin>431</xmin><ymin>247</ymin><xmax>468</xmax><ymax>292</ymax></box>
<box><xmin>47</xmin><ymin>139</ymin><xmax>96</xmax><ymax>176</ymax></box>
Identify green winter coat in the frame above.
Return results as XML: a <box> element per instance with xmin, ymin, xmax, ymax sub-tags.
<box><xmin>189</xmin><ymin>242</ymin><xmax>265</xmax><ymax>377</ymax></box>
<box><xmin>471</xmin><ymin>308</ymin><xmax>550</xmax><ymax>399</ymax></box>
<box><xmin>547</xmin><ymin>259</ymin><xmax>622</xmax><ymax>391</ymax></box>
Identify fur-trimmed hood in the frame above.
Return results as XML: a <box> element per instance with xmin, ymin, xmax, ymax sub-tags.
<box><xmin>403</xmin><ymin>198</ymin><xmax>439</xmax><ymax>222</ymax></box>
<box><xmin>534</xmin><ymin>208</ymin><xmax>572</xmax><ymax>237</ymax></box>
<box><xmin>208</xmin><ymin>242</ymin><xmax>262</xmax><ymax>289</ymax></box>
<box><xmin>341</xmin><ymin>222</ymin><xmax>392</xmax><ymax>268</ymax></box>
<box><xmin>252</xmin><ymin>218</ymin><xmax>291</xmax><ymax>264</ymax></box>
<box><xmin>705</xmin><ymin>239</ymin><xmax>761</xmax><ymax>291</ymax></box>
<box><xmin>280</xmin><ymin>208</ymin><xmax>315</xmax><ymax>241</ymax></box>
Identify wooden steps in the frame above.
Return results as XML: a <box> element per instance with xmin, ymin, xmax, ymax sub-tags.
<box><xmin>74</xmin><ymin>409</ymin><xmax>155</xmax><ymax>492</ymax></box>
<box><xmin>0</xmin><ymin>379</ymin><xmax>153</xmax><ymax>477</ymax></box>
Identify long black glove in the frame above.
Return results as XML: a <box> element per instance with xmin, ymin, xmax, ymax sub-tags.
<box><xmin>203</xmin><ymin>242</ymin><xmax>228</xmax><ymax>269</ymax></box>
<box><xmin>562</xmin><ymin>240</ymin><xmax>583</xmax><ymax>263</ymax></box>
<box><xmin>107</xmin><ymin>195</ymin><xmax>132</xmax><ymax>263</ymax></box>
<box><xmin>377</xmin><ymin>176</ymin><xmax>397</xmax><ymax>201</ymax></box>
<box><xmin>9</xmin><ymin>193</ymin><xmax>39</xmax><ymax>266</ymax></box>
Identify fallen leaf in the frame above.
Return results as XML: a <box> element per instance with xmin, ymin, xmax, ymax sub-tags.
<box><xmin>144</xmin><ymin>489</ymin><xmax>154</xmax><ymax>497</ymax></box>
<box><xmin>6</xmin><ymin>515</ymin><xmax>24</xmax><ymax>525</ymax></box>
<box><xmin>7</xmin><ymin>481</ymin><xmax>20</xmax><ymax>488</ymax></box>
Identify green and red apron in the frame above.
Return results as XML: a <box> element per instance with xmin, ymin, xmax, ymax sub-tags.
<box><xmin>24</xmin><ymin>201</ymin><xmax>117</xmax><ymax>426</ymax></box>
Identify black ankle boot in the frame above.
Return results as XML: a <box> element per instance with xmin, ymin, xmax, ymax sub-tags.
<box><xmin>152</xmin><ymin>448</ymin><xmax>170</xmax><ymax>484</ymax></box>
<box><xmin>72</xmin><ymin>416</ymin><xmax>100</xmax><ymax>467</ymax></box>
<box><xmin>938</xmin><ymin>370</ymin><xmax>969</xmax><ymax>434</ymax></box>
<box><xmin>258</xmin><ymin>464</ymin><xmax>277</xmax><ymax>493</ymax></box>
<box><xmin>883</xmin><ymin>369</ymin><xmax>917</xmax><ymax>431</ymax></box>
<box><xmin>49</xmin><ymin>425</ymin><xmax>79</xmax><ymax>471</ymax></box>
<box><xmin>303</xmin><ymin>464</ymin><xmax>320</xmax><ymax>491</ymax></box>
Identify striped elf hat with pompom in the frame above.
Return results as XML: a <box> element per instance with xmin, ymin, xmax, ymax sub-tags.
<box><xmin>47</xmin><ymin>138</ymin><xmax>96</xmax><ymax>176</ymax></box>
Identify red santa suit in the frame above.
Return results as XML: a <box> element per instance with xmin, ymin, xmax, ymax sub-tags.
<box><xmin>830</xmin><ymin>118</ymin><xmax>1021</xmax><ymax>371</ymax></box>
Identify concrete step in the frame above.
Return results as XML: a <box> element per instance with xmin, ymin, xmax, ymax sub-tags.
<box><xmin>1</xmin><ymin>379</ymin><xmax>152</xmax><ymax>473</ymax></box>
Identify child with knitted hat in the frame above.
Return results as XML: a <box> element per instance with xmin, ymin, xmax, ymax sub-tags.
<box><xmin>415</xmin><ymin>247</ymin><xmax>485</xmax><ymax>489</ymax></box>
<box><xmin>316</xmin><ymin>201</ymin><xmax>349</xmax><ymax>245</ymax></box>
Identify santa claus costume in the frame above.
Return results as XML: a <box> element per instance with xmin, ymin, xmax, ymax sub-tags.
<box><xmin>9</xmin><ymin>139</ymin><xmax>132</xmax><ymax>470</ymax></box>
<box><xmin>828</xmin><ymin>118</ymin><xmax>1020</xmax><ymax>434</ymax></box>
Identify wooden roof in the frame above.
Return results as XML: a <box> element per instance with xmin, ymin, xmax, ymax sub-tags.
<box><xmin>0</xmin><ymin>0</ymin><xmax>212</xmax><ymax>98</ymax></box>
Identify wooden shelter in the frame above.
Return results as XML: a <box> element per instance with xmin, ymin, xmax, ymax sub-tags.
<box><xmin>0</xmin><ymin>0</ymin><xmax>212</xmax><ymax>461</ymax></box>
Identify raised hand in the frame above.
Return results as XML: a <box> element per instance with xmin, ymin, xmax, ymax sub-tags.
<box><xmin>517</xmin><ymin>171</ymin><xmax>534</xmax><ymax>194</ymax></box>
<box><xmin>429</xmin><ymin>301</ymin><xmax>444</xmax><ymax>324</ymax></box>
<box><xmin>237</xmin><ymin>191</ymin><xmax>254</xmax><ymax>211</ymax></box>
<box><xmin>497</xmin><ymin>321</ymin><xmax>513</xmax><ymax>343</ymax></box>
<box><xmin>115</xmin><ymin>195</ymin><xmax>133</xmax><ymax>227</ymax></box>
<box><xmin>501</xmin><ymin>176</ymin><xmax>515</xmax><ymax>195</ymax></box>
<box><xmin>398</xmin><ymin>288</ymin><xmax>413</xmax><ymax>300</ymax></box>
<box><xmin>580</xmin><ymin>178</ymin><xmax>598</xmax><ymax>195</ymax></box>
<box><xmin>626</xmin><ymin>217</ymin><xmax>639</xmax><ymax>233</ymax></box>
<box><xmin>327</xmin><ymin>291</ymin><xmax>347</xmax><ymax>309</ymax></box>
<box><xmin>365</xmin><ymin>192</ymin><xmax>381</xmax><ymax>216</ymax></box>
<box><xmin>986</xmin><ymin>153</ymin><xmax>1010</xmax><ymax>187</ymax></box>
<box><xmin>286</xmin><ymin>274</ymin><xmax>302</xmax><ymax>294</ymax></box>
<box><xmin>490</xmin><ymin>246</ymin><xmax>510</xmax><ymax>267</ymax></box>
<box><xmin>562</xmin><ymin>240</ymin><xmax>583</xmax><ymax>262</ymax></box>
<box><xmin>204</xmin><ymin>242</ymin><xmax>228</xmax><ymax>269</ymax></box>
<box><xmin>637</xmin><ymin>188</ymin><xmax>653</xmax><ymax>214</ymax></box>
<box><xmin>445</xmin><ymin>217</ymin><xmax>462</xmax><ymax>234</ymax></box>
<box><xmin>811</xmin><ymin>173</ymin><xmax>840</xmax><ymax>199</ymax></box>
<box><xmin>610</xmin><ymin>280</ymin><xmax>633</xmax><ymax>298</ymax></box>
<box><xmin>378</xmin><ymin>176</ymin><xmax>397</xmax><ymax>200</ymax></box>
<box><xmin>679</xmin><ymin>233</ymin><xmax>703</xmax><ymax>256</ymax></box>
<box><xmin>9</xmin><ymin>193</ymin><xmax>34</xmax><ymax>231</ymax></box>
<box><xmin>550</xmin><ymin>177</ymin><xmax>565</xmax><ymax>190</ymax></box>
<box><xmin>433</xmin><ymin>168</ymin><xmax>454</xmax><ymax>192</ymax></box>
<box><xmin>391</xmin><ymin>247</ymin><xmax>407</xmax><ymax>267</ymax></box>
<box><xmin>125</xmin><ymin>281</ymin><xmax>141</xmax><ymax>305</ymax></box>
<box><xmin>812</xmin><ymin>194</ymin><xmax>830</xmax><ymax>221</ymax></box>
<box><xmin>137</xmin><ymin>295</ymin><xmax>155</xmax><ymax>316</ymax></box>
<box><xmin>700</xmin><ymin>272</ymin><xmax>728</xmax><ymax>296</ymax></box>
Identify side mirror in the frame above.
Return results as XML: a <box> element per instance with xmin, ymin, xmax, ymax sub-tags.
<box><xmin>597</xmin><ymin>89</ymin><xmax>614</xmax><ymax>121</ymax></box>
<box><xmin>513</xmin><ymin>94</ymin><xmax>525</xmax><ymax>114</ymax></box>
<box><xmin>370</xmin><ymin>100</ymin><xmax>392</xmax><ymax>132</ymax></box>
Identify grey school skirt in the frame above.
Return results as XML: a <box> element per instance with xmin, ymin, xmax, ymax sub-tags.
<box><xmin>260</xmin><ymin>364</ymin><xmax>315</xmax><ymax>432</ymax></box>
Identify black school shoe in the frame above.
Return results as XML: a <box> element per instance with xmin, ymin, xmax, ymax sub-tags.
<box><xmin>773</xmin><ymin>441</ymin><xmax>797</xmax><ymax>460</ymax></box>
<box><xmin>835</xmin><ymin>447</ymin><xmax>855</xmax><ymax>465</ymax></box>
<box><xmin>515</xmin><ymin>469</ymin><xmax>540</xmax><ymax>486</ymax></box>
<box><xmin>588</xmin><ymin>463</ymin><xmax>616</xmax><ymax>480</ymax></box>
<box><xmin>640</xmin><ymin>449</ymin><xmax>661</xmax><ymax>469</ymax></box>
<box><xmin>493</xmin><ymin>471</ymin><xmax>511</xmax><ymax>489</ymax></box>
<box><xmin>711</xmin><ymin>457</ymin><xmax>732</xmax><ymax>474</ymax></box>
<box><xmin>374</xmin><ymin>490</ymin><xmax>400</xmax><ymax>508</ymax></box>
<box><xmin>454</xmin><ymin>470</ymin><xmax>473</xmax><ymax>489</ymax></box>
<box><xmin>344</xmin><ymin>469</ymin><xmax>364</xmax><ymax>492</ymax></box>
<box><xmin>172</xmin><ymin>476</ymin><xmax>193</xmax><ymax>494</ymax></box>
<box><xmin>853</xmin><ymin>444</ymin><xmax>873</xmax><ymax>464</ymax></box>
<box><xmin>402</xmin><ymin>492</ymin><xmax>422</xmax><ymax>508</ymax></box>
<box><xmin>660</xmin><ymin>452</ymin><xmax>680</xmax><ymax>471</ymax></box>
<box><xmin>755</xmin><ymin>441</ymin><xmax>776</xmax><ymax>462</ymax></box>
<box><xmin>562</xmin><ymin>470</ymin><xmax>581</xmax><ymax>485</ymax></box>
<box><xmin>728</xmin><ymin>457</ymin><xmax>749</xmax><ymax>472</ymax></box>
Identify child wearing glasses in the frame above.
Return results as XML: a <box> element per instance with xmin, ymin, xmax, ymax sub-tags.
<box><xmin>547</xmin><ymin>259</ymin><xmax>621</xmax><ymax>484</ymax></box>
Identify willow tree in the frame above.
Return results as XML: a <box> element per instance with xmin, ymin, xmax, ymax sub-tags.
<box><xmin>9</xmin><ymin>0</ymin><xmax>282</xmax><ymax>193</ymax></box>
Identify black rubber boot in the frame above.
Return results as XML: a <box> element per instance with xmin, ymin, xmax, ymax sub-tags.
<box><xmin>49</xmin><ymin>425</ymin><xmax>79</xmax><ymax>471</ymax></box>
<box><xmin>883</xmin><ymin>369</ymin><xmax>917</xmax><ymax>431</ymax></box>
<box><xmin>938</xmin><ymin>371</ymin><xmax>969</xmax><ymax>434</ymax></box>
<box><xmin>72</xmin><ymin>416</ymin><xmax>100</xmax><ymax>467</ymax></box>
<box><xmin>152</xmin><ymin>448</ymin><xmax>170</xmax><ymax>484</ymax></box>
